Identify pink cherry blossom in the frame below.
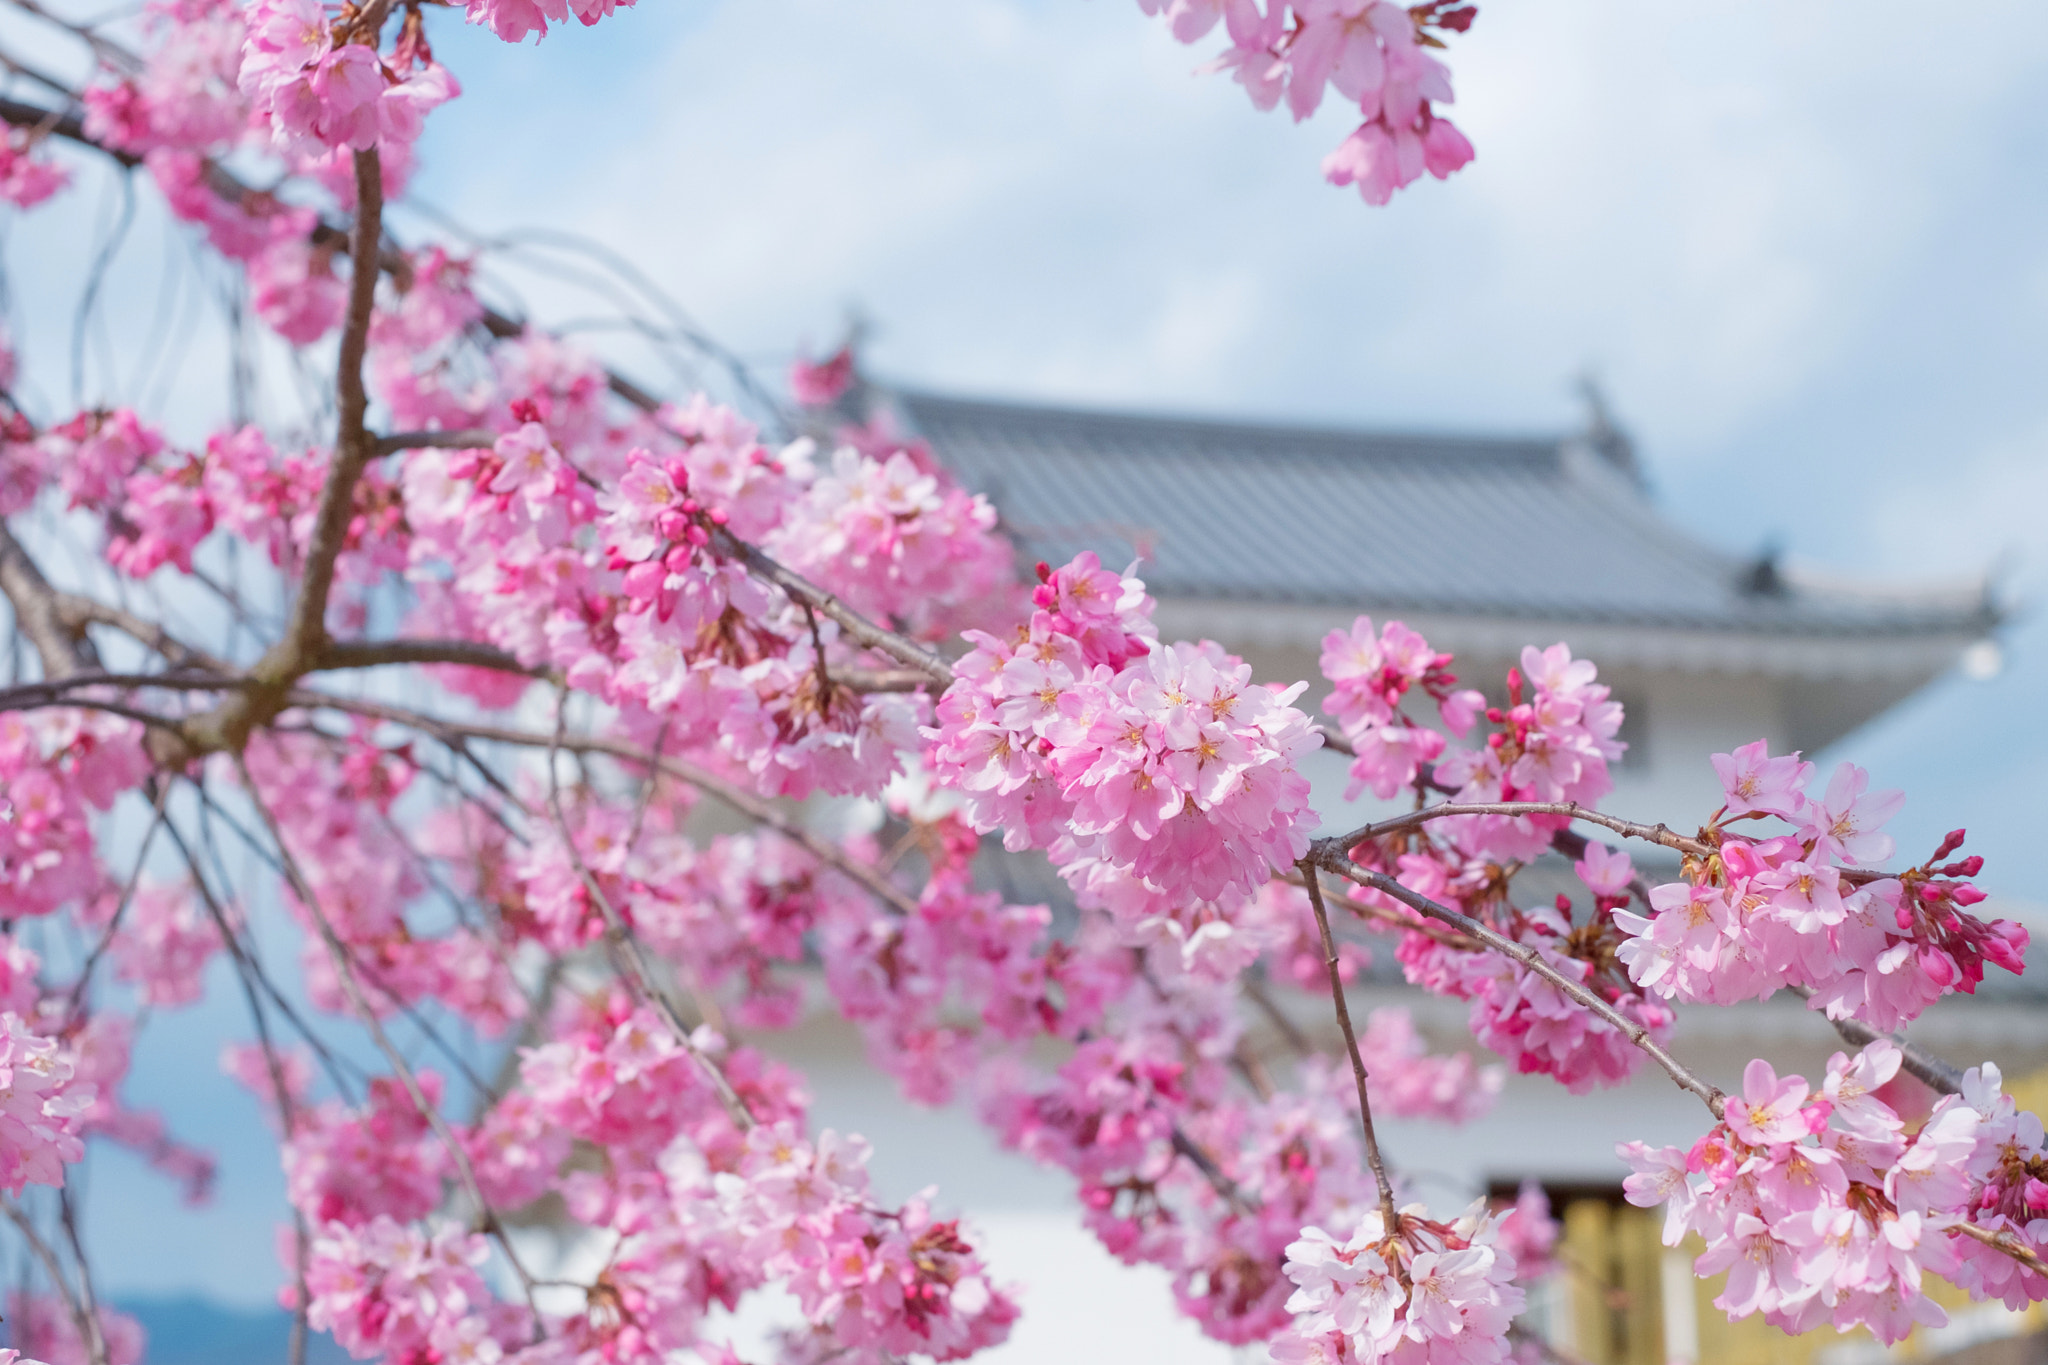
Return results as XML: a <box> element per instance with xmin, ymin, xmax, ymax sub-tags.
<box><xmin>1711</xmin><ymin>739</ymin><xmax>1814</xmax><ymax>822</ymax></box>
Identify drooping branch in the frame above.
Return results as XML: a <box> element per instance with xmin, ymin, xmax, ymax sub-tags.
<box><xmin>0</xmin><ymin>90</ymin><xmax>673</xmax><ymax>418</ymax></box>
<box><xmin>0</xmin><ymin>670</ymin><xmax>251</xmax><ymax>713</ymax></box>
<box><xmin>314</xmin><ymin>638</ymin><xmax>547</xmax><ymax>676</ymax></box>
<box><xmin>0</xmin><ymin>522</ymin><xmax>98</xmax><ymax>679</ymax></box>
<box><xmin>285</xmin><ymin>690</ymin><xmax>923</xmax><ymax>916</ymax></box>
<box><xmin>1310</xmin><ymin>847</ymin><xmax>1729</xmax><ymax>1118</ymax></box>
<box><xmin>55</xmin><ymin>1189</ymin><xmax>110</xmax><ymax>1365</ymax></box>
<box><xmin>156</xmin><ymin>806</ymin><xmax>314</xmax><ymax>1365</ymax></box>
<box><xmin>0</xmin><ymin>1198</ymin><xmax>106</xmax><ymax>1365</ymax></box>
<box><xmin>55</xmin><ymin>593</ymin><xmax>231</xmax><ymax>672</ymax></box>
<box><xmin>705</xmin><ymin>524</ymin><xmax>953</xmax><ymax>686</ymax></box>
<box><xmin>373</xmin><ymin>429</ymin><xmax>499</xmax><ymax>456</ymax></box>
<box><xmin>1326</xmin><ymin>802</ymin><xmax>1712</xmax><ymax>862</ymax></box>
<box><xmin>543</xmin><ymin>692</ymin><xmax>758</xmax><ymax>1132</ymax></box>
<box><xmin>232</xmin><ymin>754</ymin><xmax>544</xmax><ymax>1310</ymax></box>
<box><xmin>1790</xmin><ymin>988</ymin><xmax>1964</xmax><ymax>1096</ymax></box>
<box><xmin>1299</xmin><ymin>861</ymin><xmax>1403</xmax><ymax>1257</ymax></box>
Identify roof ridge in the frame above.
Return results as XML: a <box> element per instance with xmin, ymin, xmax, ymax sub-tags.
<box><xmin>891</xmin><ymin>386</ymin><xmax>1564</xmax><ymax>460</ymax></box>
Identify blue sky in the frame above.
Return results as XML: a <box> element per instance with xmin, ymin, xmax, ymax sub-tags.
<box><xmin>14</xmin><ymin>0</ymin><xmax>2048</xmax><ymax>1315</ymax></box>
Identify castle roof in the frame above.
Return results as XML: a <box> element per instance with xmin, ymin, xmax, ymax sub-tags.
<box><xmin>893</xmin><ymin>389</ymin><xmax>1995</xmax><ymax>651</ymax></box>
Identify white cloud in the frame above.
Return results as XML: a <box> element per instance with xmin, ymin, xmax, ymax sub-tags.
<box><xmin>419</xmin><ymin>0</ymin><xmax>2048</xmax><ymax>474</ymax></box>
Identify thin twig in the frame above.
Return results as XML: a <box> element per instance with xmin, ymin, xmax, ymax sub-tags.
<box><xmin>543</xmin><ymin>691</ymin><xmax>757</xmax><ymax>1132</ymax></box>
<box><xmin>287</xmin><ymin>691</ymin><xmax>921</xmax><ymax>916</ymax></box>
<box><xmin>1326</xmin><ymin>803</ymin><xmax>1711</xmax><ymax>862</ymax></box>
<box><xmin>232</xmin><ymin>754</ymin><xmax>545</xmax><ymax>1311</ymax></box>
<box><xmin>1790</xmin><ymin>987</ymin><xmax>1965</xmax><ymax>1095</ymax></box>
<box><xmin>55</xmin><ymin>1188</ymin><xmax>110</xmax><ymax>1365</ymax></box>
<box><xmin>706</xmin><ymin>524</ymin><xmax>951</xmax><ymax>686</ymax></box>
<box><xmin>1311</xmin><ymin>849</ymin><xmax>1728</xmax><ymax>1118</ymax></box>
<box><xmin>1300</xmin><ymin>860</ymin><xmax>1403</xmax><ymax>1261</ymax></box>
<box><xmin>65</xmin><ymin>780</ymin><xmax>172</xmax><ymax>1019</ymax></box>
<box><xmin>0</xmin><ymin>1199</ymin><xmax>102</xmax><ymax>1365</ymax></box>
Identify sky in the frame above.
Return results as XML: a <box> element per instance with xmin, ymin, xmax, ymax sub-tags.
<box><xmin>7</xmin><ymin>0</ymin><xmax>2048</xmax><ymax>1329</ymax></box>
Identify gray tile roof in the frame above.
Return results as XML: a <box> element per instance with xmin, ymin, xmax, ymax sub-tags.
<box><xmin>893</xmin><ymin>390</ymin><xmax>1995</xmax><ymax>638</ymax></box>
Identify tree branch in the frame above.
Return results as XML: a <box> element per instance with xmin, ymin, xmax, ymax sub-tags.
<box><xmin>373</xmin><ymin>428</ymin><xmax>498</xmax><ymax>456</ymax></box>
<box><xmin>1300</xmin><ymin>860</ymin><xmax>1404</xmax><ymax>1257</ymax></box>
<box><xmin>1326</xmin><ymin>803</ymin><xmax>1712</xmax><ymax>862</ymax></box>
<box><xmin>1</xmin><ymin>1198</ymin><xmax>105</xmax><ymax>1365</ymax></box>
<box><xmin>283</xmin><ymin>690</ymin><xmax>921</xmax><ymax>916</ymax></box>
<box><xmin>1789</xmin><ymin>988</ymin><xmax>1965</xmax><ymax>1096</ymax></box>
<box><xmin>169</xmin><ymin>147</ymin><xmax>385</xmax><ymax>759</ymax></box>
<box><xmin>706</xmin><ymin>524</ymin><xmax>952</xmax><ymax>686</ymax></box>
<box><xmin>314</xmin><ymin>638</ymin><xmax>546</xmax><ymax>676</ymax></box>
<box><xmin>542</xmin><ymin>692</ymin><xmax>758</xmax><ymax>1132</ymax></box>
<box><xmin>1310</xmin><ymin>847</ymin><xmax>1728</xmax><ymax>1118</ymax></box>
<box><xmin>0</xmin><ymin>522</ymin><xmax>97</xmax><ymax>679</ymax></box>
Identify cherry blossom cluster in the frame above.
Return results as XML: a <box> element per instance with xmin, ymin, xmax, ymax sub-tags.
<box><xmin>239</xmin><ymin>0</ymin><xmax>457</xmax><ymax>158</ymax></box>
<box><xmin>303</xmin><ymin>1217</ymin><xmax>510</xmax><ymax>1361</ymax></box>
<box><xmin>1325</xmin><ymin>625</ymin><xmax>1666</xmax><ymax>1093</ymax></box>
<box><xmin>1618</xmin><ymin>1042</ymin><xmax>2047</xmax><ymax>1343</ymax></box>
<box><xmin>711</xmin><ymin>1123</ymin><xmax>1020</xmax><ymax>1360</ymax></box>
<box><xmin>1616</xmin><ymin>742</ymin><xmax>2028</xmax><ymax>1029</ymax></box>
<box><xmin>1135</xmin><ymin>0</ymin><xmax>1477</xmax><ymax>204</ymax></box>
<box><xmin>68</xmin><ymin>0</ymin><xmax>471</xmax><ymax>345</ymax></box>
<box><xmin>1275</xmin><ymin>1201</ymin><xmax>1526</xmax><ymax>1364</ymax></box>
<box><xmin>1322</xmin><ymin>616</ymin><xmax>1483</xmax><ymax>801</ymax></box>
<box><xmin>929</xmin><ymin>552</ymin><xmax>1322</xmax><ymax>908</ymax></box>
<box><xmin>4</xmin><ymin>1294</ymin><xmax>146</xmax><ymax>1365</ymax></box>
<box><xmin>0</xmin><ymin>1012</ymin><xmax>89</xmax><ymax>1196</ymax></box>
<box><xmin>0</xmin><ymin>710</ymin><xmax>146</xmax><ymax>919</ymax></box>
<box><xmin>395</xmin><ymin>399</ymin><xmax>1013</xmax><ymax>800</ymax></box>
<box><xmin>0</xmin><ymin>130</ymin><xmax>68</xmax><ymax>209</ymax></box>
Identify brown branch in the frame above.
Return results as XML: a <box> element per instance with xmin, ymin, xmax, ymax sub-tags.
<box><xmin>706</xmin><ymin>524</ymin><xmax>952</xmax><ymax>686</ymax></box>
<box><xmin>0</xmin><ymin>522</ymin><xmax>97</xmax><ymax>679</ymax></box>
<box><xmin>1325</xmin><ymin>803</ymin><xmax>1712</xmax><ymax>861</ymax></box>
<box><xmin>1788</xmin><ymin>987</ymin><xmax>1965</xmax><ymax>1096</ymax></box>
<box><xmin>1279</xmin><ymin>867</ymin><xmax>1481</xmax><ymax>950</ymax></box>
<box><xmin>55</xmin><ymin>1189</ymin><xmax>110</xmax><ymax>1365</ymax></box>
<box><xmin>835</xmin><ymin>666</ymin><xmax>937</xmax><ymax>693</ymax></box>
<box><xmin>63</xmin><ymin>780</ymin><xmax>171</xmax><ymax>1019</ymax></box>
<box><xmin>168</xmin><ymin>148</ymin><xmax>387</xmax><ymax>760</ymax></box>
<box><xmin>1242</xmin><ymin>975</ymin><xmax>1314</xmax><ymax>1057</ymax></box>
<box><xmin>373</xmin><ymin>429</ymin><xmax>498</xmax><ymax>456</ymax></box>
<box><xmin>1953</xmin><ymin>1219</ymin><xmax>2048</xmax><ymax>1277</ymax></box>
<box><xmin>1311</xmin><ymin>848</ymin><xmax>1728</xmax><ymax>1118</ymax></box>
<box><xmin>1169</xmin><ymin>1129</ymin><xmax>1258</xmax><ymax>1217</ymax></box>
<box><xmin>159</xmin><ymin>809</ymin><xmax>313</xmax><ymax>1365</ymax></box>
<box><xmin>0</xmin><ymin>669</ymin><xmax>250</xmax><ymax>713</ymax></box>
<box><xmin>298</xmin><ymin>144</ymin><xmax>383</xmax><ymax>658</ymax></box>
<box><xmin>0</xmin><ymin>93</ymin><xmax>669</xmax><ymax>418</ymax></box>
<box><xmin>54</xmin><ymin>593</ymin><xmax>231</xmax><ymax>673</ymax></box>
<box><xmin>315</xmin><ymin>638</ymin><xmax>546</xmax><ymax>676</ymax></box>
<box><xmin>1300</xmin><ymin>861</ymin><xmax>1403</xmax><ymax>1258</ymax></box>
